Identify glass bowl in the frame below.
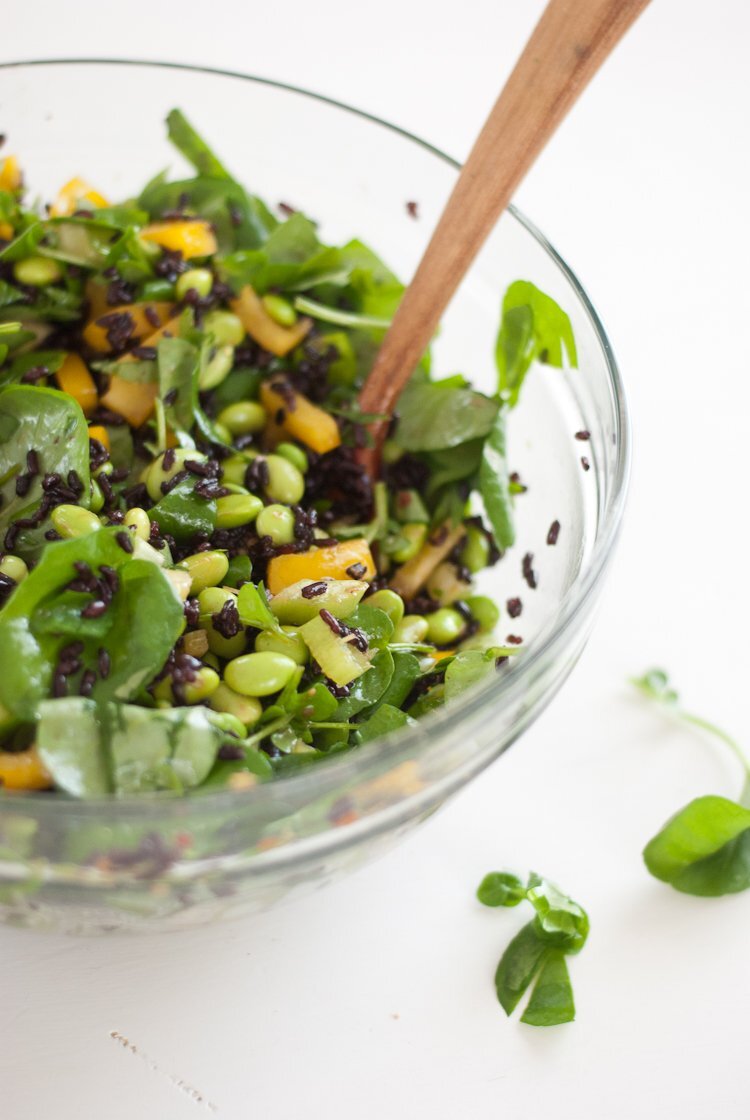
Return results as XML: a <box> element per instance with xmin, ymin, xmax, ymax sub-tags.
<box><xmin>0</xmin><ymin>60</ymin><xmax>629</xmax><ymax>933</ymax></box>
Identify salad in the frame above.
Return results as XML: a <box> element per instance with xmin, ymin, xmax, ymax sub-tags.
<box><xmin>0</xmin><ymin>111</ymin><xmax>577</xmax><ymax>798</ymax></box>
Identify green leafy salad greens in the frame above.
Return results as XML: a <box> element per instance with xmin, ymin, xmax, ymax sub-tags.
<box><xmin>0</xmin><ymin>111</ymin><xmax>577</xmax><ymax>798</ymax></box>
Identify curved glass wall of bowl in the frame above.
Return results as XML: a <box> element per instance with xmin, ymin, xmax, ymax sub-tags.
<box><xmin>0</xmin><ymin>62</ymin><xmax>629</xmax><ymax>933</ymax></box>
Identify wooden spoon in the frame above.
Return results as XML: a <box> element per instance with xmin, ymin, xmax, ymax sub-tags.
<box><xmin>358</xmin><ymin>0</ymin><xmax>651</xmax><ymax>473</ymax></box>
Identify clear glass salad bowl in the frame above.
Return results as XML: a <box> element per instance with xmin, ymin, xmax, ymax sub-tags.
<box><xmin>0</xmin><ymin>60</ymin><xmax>629</xmax><ymax>933</ymax></box>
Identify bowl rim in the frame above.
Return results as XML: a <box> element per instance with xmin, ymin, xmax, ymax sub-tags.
<box><xmin>0</xmin><ymin>58</ymin><xmax>631</xmax><ymax>829</ymax></box>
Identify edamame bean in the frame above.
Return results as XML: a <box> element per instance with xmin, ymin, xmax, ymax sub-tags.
<box><xmin>199</xmin><ymin>344</ymin><xmax>234</xmax><ymax>390</ymax></box>
<box><xmin>275</xmin><ymin>441</ymin><xmax>308</xmax><ymax>474</ymax></box>
<box><xmin>50</xmin><ymin>504</ymin><xmax>101</xmax><ymax>539</ymax></box>
<box><xmin>175</xmin><ymin>267</ymin><xmax>213</xmax><ymax>300</ymax></box>
<box><xmin>209</xmin><ymin>683</ymin><xmax>263</xmax><ymax>728</ymax></box>
<box><xmin>13</xmin><ymin>255</ymin><xmax>62</xmax><ymax>287</ymax></box>
<box><xmin>425</xmin><ymin>608</ymin><xmax>465</xmax><ymax>646</ymax></box>
<box><xmin>178</xmin><ymin>550</ymin><xmax>229</xmax><ymax>594</ymax></box>
<box><xmin>217</xmin><ymin>400</ymin><xmax>267</xmax><ymax>437</ymax></box>
<box><xmin>203</xmin><ymin>309</ymin><xmax>245</xmax><ymax>347</ymax></box>
<box><xmin>391</xmin><ymin>523</ymin><xmax>426</xmax><ymax>564</ymax></box>
<box><xmin>89</xmin><ymin>478</ymin><xmax>104</xmax><ymax>513</ymax></box>
<box><xmin>215</xmin><ymin>493</ymin><xmax>263</xmax><ymax>529</ymax></box>
<box><xmin>212</xmin><ymin>421</ymin><xmax>233</xmax><ymax>444</ymax></box>
<box><xmin>261</xmin><ymin>293</ymin><xmax>297</xmax><ymax>327</ymax></box>
<box><xmin>124</xmin><ymin>506</ymin><xmax>151</xmax><ymax>541</ymax></box>
<box><xmin>224</xmin><ymin>651</ymin><xmax>297</xmax><ymax>697</ymax></box>
<box><xmin>465</xmin><ymin>595</ymin><xmax>500</xmax><ymax>634</ymax></box>
<box><xmin>146</xmin><ymin>448</ymin><xmax>207</xmax><ymax>502</ymax></box>
<box><xmin>255</xmin><ymin>503</ymin><xmax>296</xmax><ymax>545</ymax></box>
<box><xmin>182</xmin><ymin>666</ymin><xmax>220</xmax><ymax>705</ymax></box>
<box><xmin>221</xmin><ymin>453</ymin><xmax>255</xmax><ymax>486</ymax></box>
<box><xmin>264</xmin><ymin>454</ymin><xmax>305</xmax><ymax>505</ymax></box>
<box><xmin>366</xmin><ymin>589</ymin><xmax>405</xmax><ymax>626</ymax></box>
<box><xmin>255</xmin><ymin>626</ymin><xmax>307</xmax><ymax>665</ymax></box>
<box><xmin>393</xmin><ymin>614</ymin><xmax>429</xmax><ymax>644</ymax></box>
<box><xmin>197</xmin><ymin>586</ymin><xmax>235</xmax><ymax>616</ymax></box>
<box><xmin>460</xmin><ymin>524</ymin><xmax>491</xmax><ymax>574</ymax></box>
<box><xmin>206</xmin><ymin>621</ymin><xmax>248</xmax><ymax>659</ymax></box>
<box><xmin>0</xmin><ymin>554</ymin><xmax>28</xmax><ymax>583</ymax></box>
<box><xmin>208</xmin><ymin>710</ymin><xmax>248</xmax><ymax>739</ymax></box>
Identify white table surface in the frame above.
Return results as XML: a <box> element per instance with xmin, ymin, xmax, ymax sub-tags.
<box><xmin>3</xmin><ymin>2</ymin><xmax>750</xmax><ymax>1117</ymax></box>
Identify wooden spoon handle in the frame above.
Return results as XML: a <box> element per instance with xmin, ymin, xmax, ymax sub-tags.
<box><xmin>358</xmin><ymin>0</ymin><xmax>650</xmax><ymax>439</ymax></box>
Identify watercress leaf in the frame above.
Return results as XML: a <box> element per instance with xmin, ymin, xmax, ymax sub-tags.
<box><xmin>0</xmin><ymin>221</ymin><xmax>44</xmax><ymax>262</ymax></box>
<box><xmin>0</xmin><ymin>385</ymin><xmax>91</xmax><ymax>561</ymax></box>
<box><xmin>479</xmin><ymin>408</ymin><xmax>515</xmax><ymax>550</ymax></box>
<box><xmin>353</xmin><ymin>703</ymin><xmax>413</xmax><ymax>746</ymax></box>
<box><xmin>166</xmin><ymin>108</ymin><xmax>232</xmax><ymax>180</ymax></box>
<box><xmin>445</xmin><ymin>649</ymin><xmax>502</xmax><ymax>702</ymax></box>
<box><xmin>424</xmin><ymin>440</ymin><xmax>484</xmax><ymax>498</ymax></box>
<box><xmin>520</xmin><ymin>951</ymin><xmax>575</xmax><ymax>1026</ymax></box>
<box><xmin>643</xmin><ymin>795</ymin><xmax>750</xmax><ymax>895</ymax></box>
<box><xmin>36</xmin><ymin>698</ymin><xmax>110</xmax><ymax>797</ymax></box>
<box><xmin>477</xmin><ymin>872</ymin><xmax>527</xmax><ymax>908</ymax></box>
<box><xmin>496</xmin><ymin>280</ymin><xmax>577</xmax><ymax>407</ymax></box>
<box><xmin>150</xmin><ymin>478</ymin><xmax>216</xmax><ymax>541</ymax></box>
<box><xmin>345</xmin><ymin>604</ymin><xmax>394</xmax><ymax>650</ymax></box>
<box><xmin>375</xmin><ymin>651</ymin><xmax>420</xmax><ymax>712</ymax></box>
<box><xmin>210</xmin><ymin>367</ymin><xmax>262</xmax><ymax>410</ymax></box>
<box><xmin>7</xmin><ymin>349</ymin><xmax>67</xmax><ymax>381</ymax></box>
<box><xmin>335</xmin><ymin>649</ymin><xmax>394</xmax><ymax>720</ymax></box>
<box><xmin>290</xmin><ymin>681</ymin><xmax>338</xmax><ymax>722</ymax></box>
<box><xmin>526</xmin><ymin>874</ymin><xmax>590</xmax><ymax>953</ymax></box>
<box><xmin>394</xmin><ymin>379</ymin><xmax>499</xmax><ymax>452</ymax></box>
<box><xmin>237</xmin><ymin>581</ymin><xmax>282</xmax><ymax>634</ymax></box>
<box><xmin>494</xmin><ymin>921</ymin><xmax>550</xmax><ymax>1016</ymax></box>
<box><xmin>630</xmin><ymin>667</ymin><xmax>679</xmax><ymax>706</ymax></box>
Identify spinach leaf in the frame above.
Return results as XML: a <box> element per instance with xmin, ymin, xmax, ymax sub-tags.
<box><xmin>0</xmin><ymin>221</ymin><xmax>44</xmax><ymax>262</ymax></box>
<box><xmin>445</xmin><ymin>649</ymin><xmax>501</xmax><ymax>702</ymax></box>
<box><xmin>0</xmin><ymin>385</ymin><xmax>91</xmax><ymax>560</ymax></box>
<box><xmin>520</xmin><ymin>951</ymin><xmax>575</xmax><ymax>1027</ymax></box>
<box><xmin>643</xmin><ymin>797</ymin><xmax>750</xmax><ymax>896</ymax></box>
<box><xmin>157</xmin><ymin>335</ymin><xmax>196</xmax><ymax>443</ymax></box>
<box><xmin>225</xmin><ymin>554</ymin><xmax>253</xmax><ymax>588</ymax></box>
<box><xmin>36</xmin><ymin>698</ymin><xmax>109</xmax><ymax>797</ymax></box>
<box><xmin>139</xmin><ymin>176</ymin><xmax>273</xmax><ymax>252</ymax></box>
<box><xmin>496</xmin><ymin>280</ymin><xmax>577</xmax><ymax>407</ymax></box>
<box><xmin>0</xmin><ymin>530</ymin><xmax>184</xmax><ymax>721</ymax></box>
<box><xmin>37</xmin><ymin>698</ymin><xmax>237</xmax><ymax>797</ymax></box>
<box><xmin>394</xmin><ymin>379</ymin><xmax>499</xmax><ymax>452</ymax></box>
<box><xmin>494</xmin><ymin>921</ymin><xmax>549</xmax><ymax>1016</ymax></box>
<box><xmin>633</xmin><ymin>668</ymin><xmax>750</xmax><ymax>896</ymax></box>
<box><xmin>479</xmin><ymin>409</ymin><xmax>515</xmax><ymax>550</ymax></box>
<box><xmin>166</xmin><ymin>108</ymin><xmax>232</xmax><ymax>180</ymax></box>
<box><xmin>353</xmin><ymin>703</ymin><xmax>413</xmax><ymax>746</ymax></box>
<box><xmin>150</xmin><ymin>478</ymin><xmax>216</xmax><ymax>541</ymax></box>
<box><xmin>476</xmin><ymin>872</ymin><xmax>526</xmax><ymax>908</ymax></box>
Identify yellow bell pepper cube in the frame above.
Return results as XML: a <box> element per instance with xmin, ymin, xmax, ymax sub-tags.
<box><xmin>0</xmin><ymin>154</ymin><xmax>21</xmax><ymax>192</ymax></box>
<box><xmin>87</xmin><ymin>425</ymin><xmax>110</xmax><ymax>451</ymax></box>
<box><xmin>0</xmin><ymin>747</ymin><xmax>53</xmax><ymax>791</ymax></box>
<box><xmin>0</xmin><ymin>222</ymin><xmax>14</xmax><ymax>241</ymax></box>
<box><xmin>140</xmin><ymin>219</ymin><xmax>217</xmax><ymax>259</ymax></box>
<box><xmin>82</xmin><ymin>301</ymin><xmax>175</xmax><ymax>353</ymax></box>
<box><xmin>99</xmin><ymin>376</ymin><xmax>159</xmax><ymax>430</ymax></box>
<box><xmin>267</xmin><ymin>539</ymin><xmax>376</xmax><ymax>595</ymax></box>
<box><xmin>54</xmin><ymin>353</ymin><xmax>98</xmax><ymax>416</ymax></box>
<box><xmin>230</xmin><ymin>285</ymin><xmax>312</xmax><ymax>357</ymax></box>
<box><xmin>259</xmin><ymin>380</ymin><xmax>341</xmax><ymax>454</ymax></box>
<box><xmin>49</xmin><ymin>176</ymin><xmax>109</xmax><ymax>218</ymax></box>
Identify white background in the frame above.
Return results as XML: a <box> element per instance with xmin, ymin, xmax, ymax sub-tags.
<box><xmin>2</xmin><ymin>2</ymin><xmax>750</xmax><ymax>1117</ymax></box>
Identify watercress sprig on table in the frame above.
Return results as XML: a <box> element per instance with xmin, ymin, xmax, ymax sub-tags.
<box><xmin>477</xmin><ymin>870</ymin><xmax>589</xmax><ymax>1026</ymax></box>
<box><xmin>633</xmin><ymin>668</ymin><xmax>750</xmax><ymax>897</ymax></box>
